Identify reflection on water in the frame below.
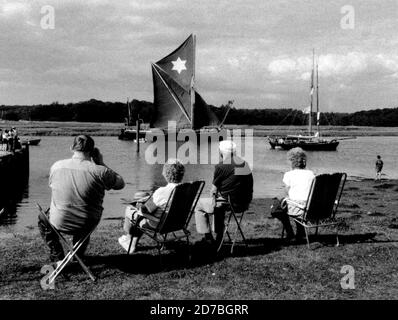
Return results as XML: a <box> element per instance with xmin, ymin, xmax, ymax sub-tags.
<box><xmin>1</xmin><ymin>135</ymin><xmax>398</xmax><ymax>233</ymax></box>
<box><xmin>0</xmin><ymin>176</ymin><xmax>29</xmax><ymax>225</ymax></box>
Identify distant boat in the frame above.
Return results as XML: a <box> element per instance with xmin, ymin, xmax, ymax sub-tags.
<box><xmin>21</xmin><ymin>138</ymin><xmax>41</xmax><ymax>146</ymax></box>
<box><xmin>268</xmin><ymin>50</ymin><xmax>340</xmax><ymax>151</ymax></box>
<box><xmin>119</xmin><ymin>34</ymin><xmax>228</xmax><ymax>141</ymax></box>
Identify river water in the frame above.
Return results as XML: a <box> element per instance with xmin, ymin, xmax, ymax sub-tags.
<box><xmin>1</xmin><ymin>135</ymin><xmax>397</xmax><ymax>232</ymax></box>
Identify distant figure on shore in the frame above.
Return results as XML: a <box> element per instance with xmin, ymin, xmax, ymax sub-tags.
<box><xmin>375</xmin><ymin>155</ymin><xmax>384</xmax><ymax>181</ymax></box>
<box><xmin>194</xmin><ymin>140</ymin><xmax>253</xmax><ymax>248</ymax></box>
<box><xmin>118</xmin><ymin>159</ymin><xmax>185</xmax><ymax>254</ymax></box>
<box><xmin>38</xmin><ymin>134</ymin><xmax>125</xmax><ymax>263</ymax></box>
<box><xmin>272</xmin><ymin>147</ymin><xmax>315</xmax><ymax>241</ymax></box>
<box><xmin>2</xmin><ymin>130</ymin><xmax>12</xmax><ymax>151</ymax></box>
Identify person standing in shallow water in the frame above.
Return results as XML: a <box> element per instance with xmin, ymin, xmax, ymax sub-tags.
<box><xmin>375</xmin><ymin>155</ymin><xmax>384</xmax><ymax>181</ymax></box>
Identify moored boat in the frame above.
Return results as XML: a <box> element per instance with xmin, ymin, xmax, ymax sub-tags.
<box><xmin>268</xmin><ymin>50</ymin><xmax>341</xmax><ymax>151</ymax></box>
<box><xmin>21</xmin><ymin>138</ymin><xmax>41</xmax><ymax>146</ymax></box>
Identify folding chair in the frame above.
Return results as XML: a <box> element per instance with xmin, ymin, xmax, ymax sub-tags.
<box><xmin>127</xmin><ymin>181</ymin><xmax>205</xmax><ymax>262</ymax></box>
<box><xmin>37</xmin><ymin>204</ymin><xmax>97</xmax><ymax>284</ymax></box>
<box><xmin>216</xmin><ymin>196</ymin><xmax>250</xmax><ymax>254</ymax></box>
<box><xmin>282</xmin><ymin>172</ymin><xmax>347</xmax><ymax>249</ymax></box>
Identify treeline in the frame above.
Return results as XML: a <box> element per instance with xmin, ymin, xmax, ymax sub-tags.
<box><xmin>1</xmin><ymin>99</ymin><xmax>398</xmax><ymax>126</ymax></box>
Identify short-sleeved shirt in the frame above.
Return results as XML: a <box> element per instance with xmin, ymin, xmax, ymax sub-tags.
<box><xmin>375</xmin><ymin>160</ymin><xmax>383</xmax><ymax>172</ymax></box>
<box><xmin>283</xmin><ymin>169</ymin><xmax>315</xmax><ymax>201</ymax></box>
<box><xmin>143</xmin><ymin>183</ymin><xmax>178</xmax><ymax>228</ymax></box>
<box><xmin>213</xmin><ymin>156</ymin><xmax>253</xmax><ymax>211</ymax></box>
<box><xmin>49</xmin><ymin>155</ymin><xmax>119</xmax><ymax>232</ymax></box>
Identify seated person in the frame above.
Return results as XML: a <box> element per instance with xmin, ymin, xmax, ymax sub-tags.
<box><xmin>273</xmin><ymin>147</ymin><xmax>315</xmax><ymax>240</ymax></box>
<box><xmin>118</xmin><ymin>159</ymin><xmax>185</xmax><ymax>254</ymax></box>
<box><xmin>38</xmin><ymin>135</ymin><xmax>125</xmax><ymax>263</ymax></box>
<box><xmin>194</xmin><ymin>140</ymin><xmax>253</xmax><ymax>246</ymax></box>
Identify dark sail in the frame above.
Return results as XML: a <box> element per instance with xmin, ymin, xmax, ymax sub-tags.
<box><xmin>151</xmin><ymin>64</ymin><xmax>191</xmax><ymax>129</ymax></box>
<box><xmin>151</xmin><ymin>34</ymin><xmax>220</xmax><ymax>131</ymax></box>
<box><xmin>192</xmin><ymin>91</ymin><xmax>219</xmax><ymax>130</ymax></box>
<box><xmin>156</xmin><ymin>34</ymin><xmax>194</xmax><ymax>91</ymax></box>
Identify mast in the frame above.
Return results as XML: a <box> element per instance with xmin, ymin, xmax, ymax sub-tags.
<box><xmin>127</xmin><ymin>98</ymin><xmax>131</xmax><ymax>126</ymax></box>
<box><xmin>190</xmin><ymin>34</ymin><xmax>196</xmax><ymax>130</ymax></box>
<box><xmin>309</xmin><ymin>49</ymin><xmax>314</xmax><ymax>135</ymax></box>
<box><xmin>316</xmin><ymin>60</ymin><xmax>320</xmax><ymax>136</ymax></box>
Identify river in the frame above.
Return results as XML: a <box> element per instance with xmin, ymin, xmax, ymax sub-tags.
<box><xmin>1</xmin><ymin>135</ymin><xmax>397</xmax><ymax>232</ymax></box>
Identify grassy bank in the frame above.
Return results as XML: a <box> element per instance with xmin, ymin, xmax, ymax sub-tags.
<box><xmin>2</xmin><ymin>120</ymin><xmax>398</xmax><ymax>137</ymax></box>
<box><xmin>0</xmin><ymin>179</ymin><xmax>397</xmax><ymax>299</ymax></box>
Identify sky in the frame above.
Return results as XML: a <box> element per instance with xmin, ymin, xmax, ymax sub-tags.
<box><xmin>0</xmin><ymin>0</ymin><xmax>397</xmax><ymax>112</ymax></box>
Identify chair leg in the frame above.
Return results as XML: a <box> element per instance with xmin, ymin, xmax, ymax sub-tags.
<box><xmin>186</xmin><ymin>236</ymin><xmax>191</xmax><ymax>263</ymax></box>
<box><xmin>304</xmin><ymin>227</ymin><xmax>311</xmax><ymax>249</ymax></box>
<box><xmin>217</xmin><ymin>211</ymin><xmax>233</xmax><ymax>253</ymax></box>
<box><xmin>232</xmin><ymin>213</ymin><xmax>248</xmax><ymax>253</ymax></box>
<box><xmin>127</xmin><ymin>236</ymin><xmax>133</xmax><ymax>255</ymax></box>
<box><xmin>335</xmin><ymin>227</ymin><xmax>340</xmax><ymax>247</ymax></box>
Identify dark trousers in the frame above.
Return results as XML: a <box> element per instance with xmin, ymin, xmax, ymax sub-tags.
<box><xmin>38</xmin><ymin>213</ymin><xmax>91</xmax><ymax>262</ymax></box>
<box><xmin>272</xmin><ymin>208</ymin><xmax>305</xmax><ymax>238</ymax></box>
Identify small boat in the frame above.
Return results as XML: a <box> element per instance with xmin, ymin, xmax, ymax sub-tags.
<box><xmin>268</xmin><ymin>50</ymin><xmax>342</xmax><ymax>151</ymax></box>
<box><xmin>21</xmin><ymin>138</ymin><xmax>41</xmax><ymax>146</ymax></box>
<box><xmin>268</xmin><ymin>135</ymin><xmax>339</xmax><ymax>151</ymax></box>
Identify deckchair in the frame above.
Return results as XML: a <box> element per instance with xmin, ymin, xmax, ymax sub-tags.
<box><xmin>127</xmin><ymin>181</ymin><xmax>205</xmax><ymax>260</ymax></box>
<box><xmin>283</xmin><ymin>172</ymin><xmax>347</xmax><ymax>249</ymax></box>
<box><xmin>37</xmin><ymin>204</ymin><xmax>97</xmax><ymax>284</ymax></box>
<box><xmin>216</xmin><ymin>196</ymin><xmax>251</xmax><ymax>254</ymax></box>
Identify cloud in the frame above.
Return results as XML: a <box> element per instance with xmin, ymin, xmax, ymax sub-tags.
<box><xmin>268</xmin><ymin>52</ymin><xmax>398</xmax><ymax>80</ymax></box>
<box><xmin>0</xmin><ymin>1</ymin><xmax>30</xmax><ymax>16</ymax></box>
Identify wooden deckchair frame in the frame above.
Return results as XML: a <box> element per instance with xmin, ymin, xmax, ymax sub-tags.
<box><xmin>283</xmin><ymin>172</ymin><xmax>347</xmax><ymax>249</ymax></box>
<box><xmin>37</xmin><ymin>204</ymin><xmax>96</xmax><ymax>284</ymax></box>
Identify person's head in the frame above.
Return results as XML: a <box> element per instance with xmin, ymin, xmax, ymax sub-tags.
<box><xmin>71</xmin><ymin>135</ymin><xmax>95</xmax><ymax>155</ymax></box>
<box><xmin>219</xmin><ymin>140</ymin><xmax>236</xmax><ymax>158</ymax></box>
<box><xmin>377</xmin><ymin>155</ymin><xmax>381</xmax><ymax>159</ymax></box>
<box><xmin>162</xmin><ymin>158</ymin><xmax>185</xmax><ymax>183</ymax></box>
<box><xmin>287</xmin><ymin>147</ymin><xmax>307</xmax><ymax>169</ymax></box>
<box><xmin>4</xmin><ymin>130</ymin><xmax>8</xmax><ymax>133</ymax></box>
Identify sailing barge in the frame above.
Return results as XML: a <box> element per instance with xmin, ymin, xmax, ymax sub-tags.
<box><xmin>119</xmin><ymin>34</ymin><xmax>227</xmax><ymax>142</ymax></box>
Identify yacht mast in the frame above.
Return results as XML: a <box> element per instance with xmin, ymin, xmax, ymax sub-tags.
<box><xmin>316</xmin><ymin>60</ymin><xmax>320</xmax><ymax>136</ymax></box>
<box><xmin>190</xmin><ymin>34</ymin><xmax>196</xmax><ymax>130</ymax></box>
<box><xmin>309</xmin><ymin>49</ymin><xmax>315</xmax><ymax>135</ymax></box>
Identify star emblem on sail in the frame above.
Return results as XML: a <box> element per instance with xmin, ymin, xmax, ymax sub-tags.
<box><xmin>171</xmin><ymin>57</ymin><xmax>187</xmax><ymax>74</ymax></box>
<box><xmin>150</xmin><ymin>34</ymin><xmax>219</xmax><ymax>131</ymax></box>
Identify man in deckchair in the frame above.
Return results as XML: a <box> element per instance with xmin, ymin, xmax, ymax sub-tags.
<box><xmin>194</xmin><ymin>140</ymin><xmax>253</xmax><ymax>247</ymax></box>
<box><xmin>38</xmin><ymin>135</ymin><xmax>125</xmax><ymax>264</ymax></box>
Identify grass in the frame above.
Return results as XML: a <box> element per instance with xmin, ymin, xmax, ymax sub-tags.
<box><xmin>0</xmin><ymin>179</ymin><xmax>397</xmax><ymax>300</ymax></box>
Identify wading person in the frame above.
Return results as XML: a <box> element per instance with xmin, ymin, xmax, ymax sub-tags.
<box><xmin>375</xmin><ymin>155</ymin><xmax>383</xmax><ymax>181</ymax></box>
<box><xmin>272</xmin><ymin>147</ymin><xmax>315</xmax><ymax>241</ymax></box>
<box><xmin>118</xmin><ymin>159</ymin><xmax>185</xmax><ymax>253</ymax></box>
<box><xmin>194</xmin><ymin>140</ymin><xmax>253</xmax><ymax>248</ymax></box>
<box><xmin>38</xmin><ymin>135</ymin><xmax>125</xmax><ymax>263</ymax></box>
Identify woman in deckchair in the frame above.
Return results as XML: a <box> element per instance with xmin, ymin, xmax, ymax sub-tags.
<box><xmin>273</xmin><ymin>147</ymin><xmax>315</xmax><ymax>241</ymax></box>
<box><xmin>118</xmin><ymin>159</ymin><xmax>185</xmax><ymax>253</ymax></box>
